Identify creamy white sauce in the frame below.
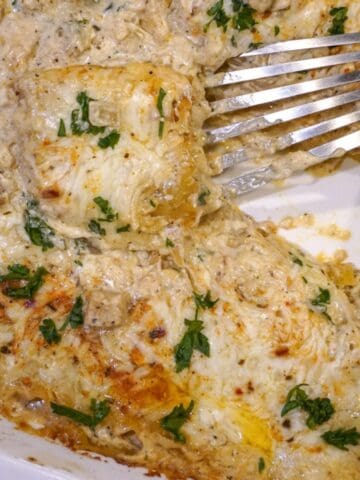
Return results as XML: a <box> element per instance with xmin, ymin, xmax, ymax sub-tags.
<box><xmin>0</xmin><ymin>2</ymin><xmax>360</xmax><ymax>480</ymax></box>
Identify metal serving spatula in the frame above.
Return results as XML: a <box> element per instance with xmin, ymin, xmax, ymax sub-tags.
<box><xmin>205</xmin><ymin>33</ymin><xmax>360</xmax><ymax>194</ymax></box>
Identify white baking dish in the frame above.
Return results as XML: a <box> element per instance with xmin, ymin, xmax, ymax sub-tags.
<box><xmin>1</xmin><ymin>158</ymin><xmax>359</xmax><ymax>479</ymax></box>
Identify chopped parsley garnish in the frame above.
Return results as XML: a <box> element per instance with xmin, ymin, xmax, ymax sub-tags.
<box><xmin>156</xmin><ymin>87</ymin><xmax>167</xmax><ymax>138</ymax></box>
<box><xmin>231</xmin><ymin>0</ymin><xmax>243</xmax><ymax>10</ymax></box>
<box><xmin>71</xmin><ymin>109</ymin><xmax>84</xmax><ymax>135</ymax></box>
<box><xmin>232</xmin><ymin>1</ymin><xmax>256</xmax><ymax>32</ymax></box>
<box><xmin>24</xmin><ymin>200</ymin><xmax>55</xmax><ymax>251</ymax></box>
<box><xmin>0</xmin><ymin>264</ymin><xmax>33</xmax><ymax>281</ymax></box>
<box><xmin>149</xmin><ymin>199</ymin><xmax>156</xmax><ymax>208</ymax></box>
<box><xmin>248</xmin><ymin>42</ymin><xmax>263</xmax><ymax>50</ymax></box>
<box><xmin>302</xmin><ymin>276</ymin><xmax>308</xmax><ymax>284</ymax></box>
<box><xmin>205</xmin><ymin>0</ymin><xmax>256</xmax><ymax>33</ymax></box>
<box><xmin>311</xmin><ymin>287</ymin><xmax>330</xmax><ymax>306</ymax></box>
<box><xmin>98</xmin><ymin>129</ymin><xmax>120</xmax><ymax>149</ymax></box>
<box><xmin>39</xmin><ymin>319</ymin><xmax>61</xmax><ymax>345</ymax></box>
<box><xmin>57</xmin><ymin>119</ymin><xmax>66</xmax><ymax>137</ymax></box>
<box><xmin>160</xmin><ymin>400</ymin><xmax>194</xmax><ymax>443</ymax></box>
<box><xmin>40</xmin><ymin>296</ymin><xmax>84</xmax><ymax>344</ymax></box>
<box><xmin>60</xmin><ymin>296</ymin><xmax>84</xmax><ymax>331</ymax></box>
<box><xmin>281</xmin><ymin>384</ymin><xmax>335</xmax><ymax>429</ymax></box>
<box><xmin>174</xmin><ymin>291</ymin><xmax>216</xmax><ymax>372</ymax></box>
<box><xmin>205</xmin><ymin>0</ymin><xmax>230</xmax><ymax>32</ymax></box>
<box><xmin>51</xmin><ymin>399</ymin><xmax>110</xmax><ymax>429</ymax></box>
<box><xmin>293</xmin><ymin>257</ymin><xmax>303</xmax><ymax>266</ymax></box>
<box><xmin>274</xmin><ymin>25</ymin><xmax>280</xmax><ymax>36</ymax></box>
<box><xmin>89</xmin><ymin>197</ymin><xmax>120</xmax><ymax>235</ymax></box>
<box><xmin>0</xmin><ymin>264</ymin><xmax>48</xmax><ymax>299</ymax></box>
<box><xmin>88</xmin><ymin>219</ymin><xmax>106</xmax><ymax>236</ymax></box>
<box><xmin>310</xmin><ymin>287</ymin><xmax>332</xmax><ymax>322</ymax></box>
<box><xmin>290</xmin><ymin>252</ymin><xmax>303</xmax><ymax>266</ymax></box>
<box><xmin>93</xmin><ymin>196</ymin><xmax>118</xmax><ymax>222</ymax></box>
<box><xmin>165</xmin><ymin>238</ymin><xmax>174</xmax><ymax>248</ymax></box>
<box><xmin>194</xmin><ymin>290</ymin><xmax>219</xmax><ymax>311</ymax></box>
<box><xmin>198</xmin><ymin>188</ymin><xmax>210</xmax><ymax>206</ymax></box>
<box><xmin>71</xmin><ymin>91</ymin><xmax>106</xmax><ymax>136</ymax></box>
<box><xmin>321</xmin><ymin>427</ymin><xmax>360</xmax><ymax>451</ymax></box>
<box><xmin>258</xmin><ymin>457</ymin><xmax>265</xmax><ymax>473</ymax></box>
<box><xmin>116</xmin><ymin>224</ymin><xmax>130</xmax><ymax>233</ymax></box>
<box><xmin>175</xmin><ymin>319</ymin><xmax>210</xmax><ymax>372</ymax></box>
<box><xmin>88</xmin><ymin>197</ymin><xmax>121</xmax><ymax>236</ymax></box>
<box><xmin>328</xmin><ymin>7</ymin><xmax>348</xmax><ymax>35</ymax></box>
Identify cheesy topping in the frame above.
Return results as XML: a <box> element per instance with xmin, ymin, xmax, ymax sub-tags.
<box><xmin>0</xmin><ymin>1</ymin><xmax>360</xmax><ymax>480</ymax></box>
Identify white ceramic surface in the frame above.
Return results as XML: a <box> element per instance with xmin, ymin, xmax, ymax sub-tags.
<box><xmin>1</xmin><ymin>158</ymin><xmax>359</xmax><ymax>479</ymax></box>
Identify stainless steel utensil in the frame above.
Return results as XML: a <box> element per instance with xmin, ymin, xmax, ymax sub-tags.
<box><xmin>206</xmin><ymin>33</ymin><xmax>360</xmax><ymax>195</ymax></box>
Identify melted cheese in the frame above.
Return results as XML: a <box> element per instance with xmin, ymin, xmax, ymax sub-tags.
<box><xmin>14</xmin><ymin>64</ymin><xmax>218</xmax><ymax>235</ymax></box>
<box><xmin>0</xmin><ymin>1</ymin><xmax>360</xmax><ymax>480</ymax></box>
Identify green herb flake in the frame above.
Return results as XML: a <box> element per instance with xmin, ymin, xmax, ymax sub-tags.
<box><xmin>258</xmin><ymin>457</ymin><xmax>265</xmax><ymax>473</ymax></box>
<box><xmin>328</xmin><ymin>6</ymin><xmax>348</xmax><ymax>35</ymax></box>
<box><xmin>51</xmin><ymin>399</ymin><xmax>110</xmax><ymax>429</ymax></box>
<box><xmin>156</xmin><ymin>88</ymin><xmax>167</xmax><ymax>138</ymax></box>
<box><xmin>194</xmin><ymin>291</ymin><xmax>218</xmax><ymax>311</ymax></box>
<box><xmin>160</xmin><ymin>400</ymin><xmax>194</xmax><ymax>443</ymax></box>
<box><xmin>57</xmin><ymin>119</ymin><xmax>66</xmax><ymax>137</ymax></box>
<box><xmin>231</xmin><ymin>0</ymin><xmax>243</xmax><ymax>11</ymax></box>
<box><xmin>248</xmin><ymin>41</ymin><xmax>263</xmax><ymax>50</ymax></box>
<box><xmin>205</xmin><ymin>0</ymin><xmax>230</xmax><ymax>32</ymax></box>
<box><xmin>174</xmin><ymin>319</ymin><xmax>210</xmax><ymax>372</ymax></box>
<box><xmin>61</xmin><ymin>296</ymin><xmax>84</xmax><ymax>331</ymax></box>
<box><xmin>174</xmin><ymin>291</ymin><xmax>216</xmax><ymax>372</ymax></box>
<box><xmin>274</xmin><ymin>25</ymin><xmax>280</xmax><ymax>36</ymax></box>
<box><xmin>302</xmin><ymin>276</ymin><xmax>308</xmax><ymax>284</ymax></box>
<box><xmin>198</xmin><ymin>189</ymin><xmax>210</xmax><ymax>206</ymax></box>
<box><xmin>98</xmin><ymin>129</ymin><xmax>120</xmax><ymax>149</ymax></box>
<box><xmin>68</xmin><ymin>296</ymin><xmax>84</xmax><ymax>328</ymax></box>
<box><xmin>70</xmin><ymin>91</ymin><xmax>106</xmax><ymax>136</ymax></box>
<box><xmin>157</xmin><ymin>88</ymin><xmax>166</xmax><ymax>118</ymax></box>
<box><xmin>311</xmin><ymin>288</ymin><xmax>330</xmax><ymax>307</ymax></box>
<box><xmin>281</xmin><ymin>384</ymin><xmax>335</xmax><ymax>429</ymax></box>
<box><xmin>321</xmin><ymin>427</ymin><xmax>360</xmax><ymax>451</ymax></box>
<box><xmin>232</xmin><ymin>2</ymin><xmax>256</xmax><ymax>32</ymax></box>
<box><xmin>77</xmin><ymin>92</ymin><xmax>90</xmax><ymax>122</ymax></box>
<box><xmin>310</xmin><ymin>287</ymin><xmax>333</xmax><ymax>322</ymax></box>
<box><xmin>88</xmin><ymin>219</ymin><xmax>106</xmax><ymax>236</ymax></box>
<box><xmin>158</xmin><ymin>119</ymin><xmax>165</xmax><ymax>138</ymax></box>
<box><xmin>290</xmin><ymin>253</ymin><xmax>303</xmax><ymax>266</ymax></box>
<box><xmin>24</xmin><ymin>201</ymin><xmax>55</xmax><ymax>251</ymax></box>
<box><xmin>149</xmin><ymin>199</ymin><xmax>156</xmax><ymax>208</ymax></box>
<box><xmin>0</xmin><ymin>265</ymin><xmax>48</xmax><ymax>300</ymax></box>
<box><xmin>39</xmin><ymin>318</ymin><xmax>61</xmax><ymax>345</ymax></box>
<box><xmin>117</xmin><ymin>224</ymin><xmax>130</xmax><ymax>233</ymax></box>
<box><xmin>0</xmin><ymin>264</ymin><xmax>30</xmax><ymax>281</ymax></box>
<box><xmin>70</xmin><ymin>109</ymin><xmax>83</xmax><ymax>135</ymax></box>
<box><xmin>93</xmin><ymin>196</ymin><xmax>118</xmax><ymax>222</ymax></box>
<box><xmin>165</xmin><ymin>238</ymin><xmax>175</xmax><ymax>248</ymax></box>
